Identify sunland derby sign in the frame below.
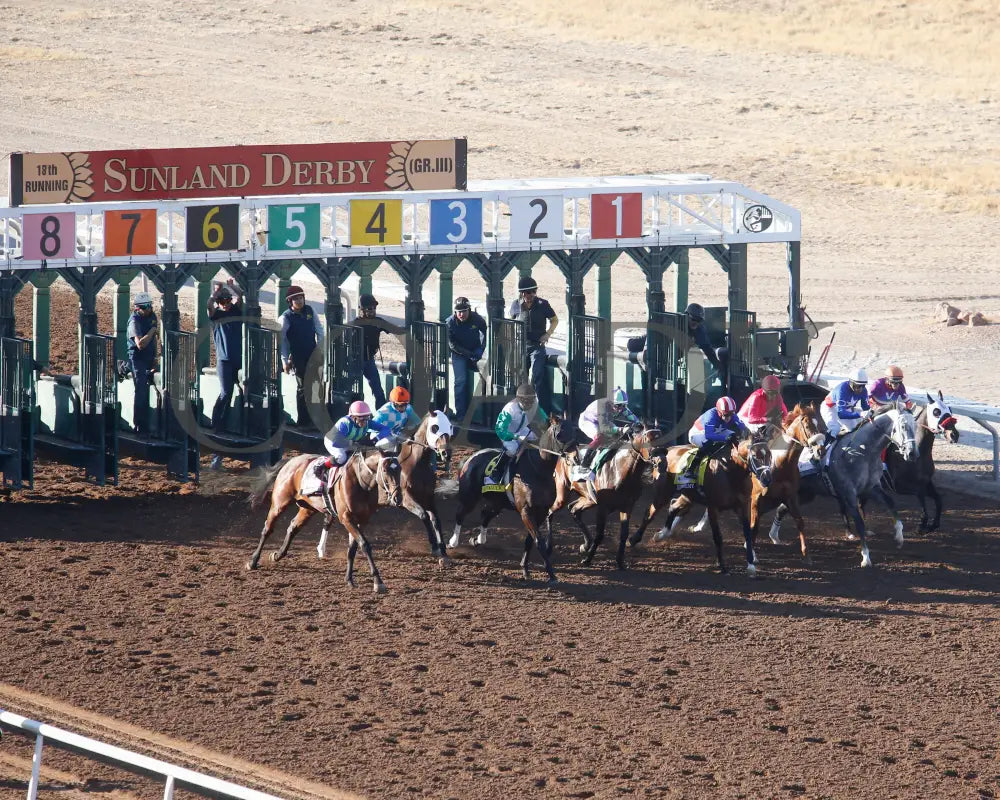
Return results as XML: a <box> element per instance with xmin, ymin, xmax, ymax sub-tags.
<box><xmin>9</xmin><ymin>139</ymin><xmax>467</xmax><ymax>206</ymax></box>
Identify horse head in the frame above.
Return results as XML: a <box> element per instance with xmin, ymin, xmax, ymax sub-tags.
<box><xmin>543</xmin><ymin>412</ymin><xmax>577</xmax><ymax>453</ymax></box>
<box><xmin>785</xmin><ymin>401</ymin><xmax>828</xmax><ymax>464</ymax></box>
<box><xmin>887</xmin><ymin>401</ymin><xmax>918</xmax><ymax>461</ymax></box>
<box><xmin>736</xmin><ymin>431</ymin><xmax>773</xmax><ymax>488</ymax></box>
<box><xmin>925</xmin><ymin>390</ymin><xmax>960</xmax><ymax>443</ymax></box>
<box><xmin>372</xmin><ymin>439</ymin><xmax>403</xmax><ymax>506</ymax></box>
<box><xmin>422</xmin><ymin>409</ymin><xmax>454</xmax><ymax>462</ymax></box>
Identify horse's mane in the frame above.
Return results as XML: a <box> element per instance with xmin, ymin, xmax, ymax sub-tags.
<box><xmin>784</xmin><ymin>401</ymin><xmax>817</xmax><ymax>426</ymax></box>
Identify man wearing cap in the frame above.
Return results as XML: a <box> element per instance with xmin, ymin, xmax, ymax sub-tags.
<box><xmin>353</xmin><ymin>293</ymin><xmax>406</xmax><ymax>408</ymax></box>
<box><xmin>280</xmin><ymin>284</ymin><xmax>324</xmax><ymax>425</ymax></box>
<box><xmin>446</xmin><ymin>296</ymin><xmax>487</xmax><ymax>424</ymax></box>
<box><xmin>127</xmin><ymin>291</ymin><xmax>158</xmax><ymax>436</ymax></box>
<box><xmin>684</xmin><ymin>302</ymin><xmax>722</xmax><ymax>374</ymax></box>
<box><xmin>508</xmin><ymin>275</ymin><xmax>558</xmax><ymax>409</ymax></box>
<box><xmin>207</xmin><ymin>279</ymin><xmax>243</xmax><ymax>433</ymax></box>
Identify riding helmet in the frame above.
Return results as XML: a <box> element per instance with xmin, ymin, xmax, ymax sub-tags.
<box><xmin>515</xmin><ymin>383</ymin><xmax>536</xmax><ymax>400</ymax></box>
<box><xmin>612</xmin><ymin>387</ymin><xmax>628</xmax><ymax>405</ymax></box>
<box><xmin>286</xmin><ymin>284</ymin><xmax>305</xmax><ymax>302</ymax></box>
<box><xmin>716</xmin><ymin>396</ymin><xmax>737</xmax><ymax>414</ymax></box>
<box><xmin>348</xmin><ymin>400</ymin><xmax>372</xmax><ymax>417</ymax></box>
<box><xmin>685</xmin><ymin>302</ymin><xmax>705</xmax><ymax>322</ymax></box>
<box><xmin>761</xmin><ymin>375</ymin><xmax>781</xmax><ymax>392</ymax></box>
<box><xmin>517</xmin><ymin>275</ymin><xmax>538</xmax><ymax>293</ymax></box>
<box><xmin>133</xmin><ymin>291</ymin><xmax>153</xmax><ymax>307</ymax></box>
<box><xmin>389</xmin><ymin>385</ymin><xmax>410</xmax><ymax>404</ymax></box>
<box><xmin>885</xmin><ymin>365</ymin><xmax>904</xmax><ymax>380</ymax></box>
<box><xmin>848</xmin><ymin>367</ymin><xmax>868</xmax><ymax>384</ymax></box>
<box><xmin>359</xmin><ymin>293</ymin><xmax>378</xmax><ymax>309</ymax></box>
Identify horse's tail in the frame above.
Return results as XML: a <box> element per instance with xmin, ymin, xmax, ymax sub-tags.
<box><xmin>248</xmin><ymin>457</ymin><xmax>293</xmax><ymax>509</ymax></box>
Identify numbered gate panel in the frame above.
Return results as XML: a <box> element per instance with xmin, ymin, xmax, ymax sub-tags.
<box><xmin>21</xmin><ymin>212</ymin><xmax>78</xmax><ymax>259</ymax></box>
<box><xmin>103</xmin><ymin>209</ymin><xmax>158</xmax><ymax>257</ymax></box>
<box><xmin>185</xmin><ymin>203</ymin><xmax>241</xmax><ymax>252</ymax></box>
<box><xmin>349</xmin><ymin>199</ymin><xmax>403</xmax><ymax>247</ymax></box>
<box><xmin>429</xmin><ymin>197</ymin><xmax>483</xmax><ymax>245</ymax></box>
<box><xmin>590</xmin><ymin>192</ymin><xmax>643</xmax><ymax>240</ymax></box>
<box><xmin>507</xmin><ymin>195</ymin><xmax>564</xmax><ymax>246</ymax></box>
<box><xmin>266</xmin><ymin>203</ymin><xmax>322</xmax><ymax>251</ymax></box>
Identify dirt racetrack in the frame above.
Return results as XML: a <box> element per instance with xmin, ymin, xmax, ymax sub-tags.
<box><xmin>1</xmin><ymin>467</ymin><xmax>998</xmax><ymax>800</ymax></box>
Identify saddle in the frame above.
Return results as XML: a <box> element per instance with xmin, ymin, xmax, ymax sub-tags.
<box><xmin>570</xmin><ymin>447</ymin><xmax>613</xmax><ymax>483</ymax></box>
<box><xmin>674</xmin><ymin>449</ymin><xmax>712</xmax><ymax>489</ymax></box>
<box><xmin>305</xmin><ymin>457</ymin><xmax>346</xmax><ymax>497</ymax></box>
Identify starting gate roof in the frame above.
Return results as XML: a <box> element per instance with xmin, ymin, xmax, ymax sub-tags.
<box><xmin>0</xmin><ymin>174</ymin><xmax>800</xmax><ymax>270</ymax></box>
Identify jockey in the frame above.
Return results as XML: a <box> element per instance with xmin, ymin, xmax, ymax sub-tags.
<box><xmin>372</xmin><ymin>385</ymin><xmax>421</xmax><ymax>446</ymax></box>
<box><xmin>821</xmin><ymin>368</ymin><xmax>871</xmax><ymax>438</ymax></box>
<box><xmin>576</xmin><ymin>387</ymin><xmax>640</xmax><ymax>478</ymax></box>
<box><xmin>868</xmin><ymin>365</ymin><xmax>914</xmax><ymax>411</ymax></box>
<box><xmin>738</xmin><ymin>375</ymin><xmax>788</xmax><ymax>434</ymax></box>
<box><xmin>681</xmin><ymin>396</ymin><xmax>749</xmax><ymax>482</ymax></box>
<box><xmin>487</xmin><ymin>383</ymin><xmax>549</xmax><ymax>484</ymax></box>
<box><xmin>318</xmin><ymin>400</ymin><xmax>392</xmax><ymax>479</ymax></box>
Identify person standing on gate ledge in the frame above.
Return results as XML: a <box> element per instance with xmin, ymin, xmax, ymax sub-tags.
<box><xmin>508</xmin><ymin>275</ymin><xmax>558</xmax><ymax>410</ymax></box>
<box><xmin>207</xmin><ymin>279</ymin><xmax>243</xmax><ymax>469</ymax></box>
<box><xmin>127</xmin><ymin>291</ymin><xmax>158</xmax><ymax>436</ymax></box>
<box><xmin>446</xmin><ymin>296</ymin><xmax>487</xmax><ymax>424</ymax></box>
<box><xmin>279</xmin><ymin>284</ymin><xmax>324</xmax><ymax>426</ymax></box>
<box><xmin>353</xmin><ymin>293</ymin><xmax>406</xmax><ymax>409</ymax></box>
<box><xmin>684</xmin><ymin>302</ymin><xmax>723</xmax><ymax>377</ymax></box>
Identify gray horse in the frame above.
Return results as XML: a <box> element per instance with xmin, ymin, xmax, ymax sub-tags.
<box><xmin>824</xmin><ymin>401</ymin><xmax>917</xmax><ymax>567</ymax></box>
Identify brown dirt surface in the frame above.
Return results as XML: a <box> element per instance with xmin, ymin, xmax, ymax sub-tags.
<box><xmin>1</xmin><ymin>479</ymin><xmax>998</xmax><ymax>800</ymax></box>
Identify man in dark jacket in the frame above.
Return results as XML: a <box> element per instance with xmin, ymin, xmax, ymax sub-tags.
<box><xmin>127</xmin><ymin>291</ymin><xmax>158</xmax><ymax>435</ymax></box>
<box><xmin>685</xmin><ymin>302</ymin><xmax>722</xmax><ymax>373</ymax></box>
<box><xmin>208</xmin><ymin>280</ymin><xmax>243</xmax><ymax>456</ymax></box>
<box><xmin>353</xmin><ymin>293</ymin><xmax>405</xmax><ymax>408</ymax></box>
<box><xmin>508</xmin><ymin>275</ymin><xmax>558</xmax><ymax>409</ymax></box>
<box><xmin>280</xmin><ymin>284</ymin><xmax>324</xmax><ymax>425</ymax></box>
<box><xmin>446</xmin><ymin>296</ymin><xmax>487</xmax><ymax>423</ymax></box>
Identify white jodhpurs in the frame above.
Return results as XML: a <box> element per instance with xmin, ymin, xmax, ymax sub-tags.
<box><xmin>820</xmin><ymin>404</ymin><xmax>860</xmax><ymax>438</ymax></box>
<box><xmin>501</xmin><ymin>439</ymin><xmax>521</xmax><ymax>457</ymax></box>
<box><xmin>578</xmin><ymin>417</ymin><xmax>600</xmax><ymax>441</ymax></box>
<box><xmin>688</xmin><ymin>427</ymin><xmax>708</xmax><ymax>447</ymax></box>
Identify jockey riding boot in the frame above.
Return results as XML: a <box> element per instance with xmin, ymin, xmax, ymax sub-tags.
<box><xmin>315</xmin><ymin>456</ymin><xmax>331</xmax><ymax>482</ymax></box>
<box><xmin>680</xmin><ymin>449</ymin><xmax>703</xmax><ymax>485</ymax></box>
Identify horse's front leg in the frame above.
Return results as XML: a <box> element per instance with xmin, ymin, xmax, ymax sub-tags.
<box><xmin>248</xmin><ymin>496</ymin><xmax>289</xmax><ymax>570</ymax></box>
<box><xmin>317</xmin><ymin>512</ymin><xmax>334</xmax><ymax>559</ymax></box>
<box><xmin>341</xmin><ymin>513</ymin><xmax>387</xmax><ymax>593</ymax></box>
<box><xmin>403</xmin><ymin>492</ymin><xmax>448</xmax><ymax>564</ymax></box>
<box><xmin>345</xmin><ymin>534</ymin><xmax>359</xmax><ymax>587</ymax></box>
<box><xmin>581</xmin><ymin>506</ymin><xmax>607</xmax><ymax>567</ymax></box>
<box><xmin>615</xmin><ymin>510</ymin><xmax>630</xmax><ymax>570</ymax></box>
<box><xmin>869</xmin><ymin>484</ymin><xmax>904</xmax><ymax>549</ymax></box>
<box><xmin>925</xmin><ymin>480</ymin><xmax>943</xmax><ymax>532</ymax></box>
<box><xmin>769</xmin><ymin>503</ymin><xmax>788</xmax><ymax>545</ymax></box>
<box><xmin>707</xmin><ymin>508</ymin><xmax>728</xmax><ymax>574</ymax></box>
<box><xmin>785</xmin><ymin>496</ymin><xmax>809</xmax><ymax>562</ymax></box>
<box><xmin>740</xmin><ymin>512</ymin><xmax>757</xmax><ymax>577</ymax></box>
<box><xmin>520</xmin><ymin>507</ymin><xmax>557</xmax><ymax>584</ymax></box>
<box><xmin>654</xmin><ymin>496</ymin><xmax>692</xmax><ymax>542</ymax></box>
<box><xmin>272</xmin><ymin>506</ymin><xmax>314</xmax><ymax>564</ymax></box>
<box><xmin>570</xmin><ymin>499</ymin><xmax>595</xmax><ymax>556</ymax></box>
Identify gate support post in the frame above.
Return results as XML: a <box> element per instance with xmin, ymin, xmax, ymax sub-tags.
<box><xmin>112</xmin><ymin>268</ymin><xmax>142</xmax><ymax>362</ymax></box>
<box><xmin>29</xmin><ymin>271</ymin><xmax>58</xmax><ymax>368</ymax></box>
<box><xmin>727</xmin><ymin>244</ymin><xmax>748</xmax><ymax>312</ymax></box>
<box><xmin>354</xmin><ymin>258</ymin><xmax>380</xmax><ymax>302</ymax></box>
<box><xmin>435</xmin><ymin>256</ymin><xmax>463</xmax><ymax>322</ymax></box>
<box><xmin>189</xmin><ymin>265</ymin><xmax>219</xmax><ymax>371</ymax></box>
<box><xmin>386</xmin><ymin>255</ymin><xmax>438</xmax><ymax>327</ymax></box>
<box><xmin>626</xmin><ymin>246</ymin><xmax>680</xmax><ymax>317</ymax></box>
<box><xmin>305</xmin><ymin>257</ymin><xmax>357</xmax><ymax>327</ymax></box>
<box><xmin>227</xmin><ymin>261</ymin><xmax>274</xmax><ymax>327</ymax></box>
<box><xmin>787</xmin><ymin>241</ymin><xmax>801</xmax><ymax>328</ymax></box>
<box><xmin>58</xmin><ymin>266</ymin><xmax>115</xmax><ymax>374</ymax></box>
<box><xmin>470</xmin><ymin>253</ymin><xmax>537</xmax><ymax>324</ymax></box>
<box><xmin>593</xmin><ymin>252</ymin><xmax>615</xmax><ymax>319</ymax></box>
<box><xmin>0</xmin><ymin>273</ymin><xmax>25</xmax><ymax>340</ymax></box>
<box><xmin>672</xmin><ymin>247</ymin><xmax>689</xmax><ymax>314</ymax></box>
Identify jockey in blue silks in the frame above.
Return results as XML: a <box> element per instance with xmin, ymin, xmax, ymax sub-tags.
<box><xmin>822</xmin><ymin>367</ymin><xmax>871</xmax><ymax>438</ymax></box>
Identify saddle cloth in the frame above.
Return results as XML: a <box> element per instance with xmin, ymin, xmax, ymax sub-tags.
<box><xmin>569</xmin><ymin>447</ymin><xmax>612</xmax><ymax>483</ymax></box>
<box><xmin>675</xmin><ymin>451</ymin><xmax>711</xmax><ymax>489</ymax></box>
<box><xmin>301</xmin><ymin>458</ymin><xmax>344</xmax><ymax>496</ymax></box>
<box><xmin>482</xmin><ymin>451</ymin><xmax>511</xmax><ymax>494</ymax></box>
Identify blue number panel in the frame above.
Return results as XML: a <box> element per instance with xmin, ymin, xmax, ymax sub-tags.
<box><xmin>429</xmin><ymin>198</ymin><xmax>482</xmax><ymax>245</ymax></box>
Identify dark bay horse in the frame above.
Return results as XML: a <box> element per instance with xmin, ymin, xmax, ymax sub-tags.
<box><xmin>630</xmin><ymin>434</ymin><xmax>773</xmax><ymax>575</ymax></box>
<box><xmin>387</xmin><ymin>410</ymin><xmax>454</xmax><ymax>565</ymax></box>
<box><xmin>884</xmin><ymin>392</ymin><xmax>959</xmax><ymax>532</ymax></box>
<box><xmin>447</xmin><ymin>415</ymin><xmax>575</xmax><ymax>583</ymax></box>
<box><xmin>248</xmin><ymin>448</ymin><xmax>402</xmax><ymax>592</ymax></box>
<box><xmin>749</xmin><ymin>403</ymin><xmax>828</xmax><ymax>563</ymax></box>
<box><xmin>549</xmin><ymin>426</ymin><xmax>659</xmax><ymax>569</ymax></box>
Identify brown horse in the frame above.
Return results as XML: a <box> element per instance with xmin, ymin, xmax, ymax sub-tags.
<box><xmin>751</xmin><ymin>402</ymin><xmax>827</xmax><ymax>562</ymax></box>
<box><xmin>391</xmin><ymin>410</ymin><xmax>454</xmax><ymax>564</ymax></box>
<box><xmin>549</xmin><ymin>426</ymin><xmax>659</xmax><ymax>569</ymax></box>
<box><xmin>247</xmin><ymin>448</ymin><xmax>402</xmax><ymax>592</ymax></box>
<box><xmin>629</xmin><ymin>434</ymin><xmax>773</xmax><ymax>575</ymax></box>
<box><xmin>447</xmin><ymin>414</ymin><xmax>576</xmax><ymax>583</ymax></box>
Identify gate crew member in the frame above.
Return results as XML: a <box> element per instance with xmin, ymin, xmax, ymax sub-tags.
<box><xmin>738</xmin><ymin>374</ymin><xmax>788</xmax><ymax>435</ymax></box>
<box><xmin>207</xmin><ymin>281</ymin><xmax>243</xmax><ymax>469</ymax></box>
<box><xmin>486</xmin><ymin>383</ymin><xmax>548</xmax><ymax>485</ymax></box>
<box><xmin>127</xmin><ymin>291</ymin><xmax>158</xmax><ymax>436</ymax></box>
<box><xmin>680</xmin><ymin>396</ymin><xmax>749</xmax><ymax>483</ymax></box>
<box><xmin>684</xmin><ymin>303</ymin><xmax>723</xmax><ymax>376</ymax></box>
<box><xmin>280</xmin><ymin>284</ymin><xmax>324</xmax><ymax>425</ymax></box>
<box><xmin>821</xmin><ymin>368</ymin><xmax>871</xmax><ymax>438</ymax></box>
<box><xmin>446</xmin><ymin>296</ymin><xmax>487</xmax><ymax>424</ymax></box>
<box><xmin>372</xmin><ymin>385</ymin><xmax>421</xmax><ymax>446</ymax></box>
<box><xmin>509</xmin><ymin>276</ymin><xmax>558</xmax><ymax>410</ymax></box>
<box><xmin>576</xmin><ymin>388</ymin><xmax>640</xmax><ymax>480</ymax></box>
<box><xmin>354</xmin><ymin>293</ymin><xmax>406</xmax><ymax>409</ymax></box>
<box><xmin>868</xmin><ymin>365</ymin><xmax>914</xmax><ymax>411</ymax></box>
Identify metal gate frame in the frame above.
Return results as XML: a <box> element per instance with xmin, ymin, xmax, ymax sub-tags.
<box><xmin>645</xmin><ymin>311</ymin><xmax>687</xmax><ymax>436</ymax></box>
<box><xmin>163</xmin><ymin>330</ymin><xmax>200</xmax><ymax>482</ymax></box>
<box><xmin>408</xmin><ymin>320</ymin><xmax>449</xmax><ymax>413</ymax></box>
<box><xmin>243</xmin><ymin>326</ymin><xmax>282</xmax><ymax>448</ymax></box>
<box><xmin>326</xmin><ymin>322</ymin><xmax>364</xmax><ymax>420</ymax></box>
<box><xmin>489</xmin><ymin>317</ymin><xmax>527</xmax><ymax>397</ymax></box>
<box><xmin>568</xmin><ymin>314</ymin><xmax>610</xmax><ymax>420</ymax></box>
<box><xmin>728</xmin><ymin>308</ymin><xmax>757</xmax><ymax>402</ymax></box>
<box><xmin>81</xmin><ymin>333</ymin><xmax>118</xmax><ymax>485</ymax></box>
<box><xmin>0</xmin><ymin>336</ymin><xmax>34</xmax><ymax>489</ymax></box>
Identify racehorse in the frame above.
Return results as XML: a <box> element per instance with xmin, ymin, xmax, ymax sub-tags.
<box><xmin>630</xmin><ymin>433</ymin><xmax>773</xmax><ymax>575</ymax></box>
<box><xmin>247</xmin><ymin>448</ymin><xmax>402</xmax><ymax>592</ymax></box>
<box><xmin>771</xmin><ymin>401</ymin><xmax>917</xmax><ymax>567</ymax></box>
<box><xmin>884</xmin><ymin>391</ymin><xmax>959</xmax><ymax>532</ymax></box>
<box><xmin>389</xmin><ymin>410</ymin><xmax>454</xmax><ymax>564</ymax></box>
<box><xmin>750</xmin><ymin>403</ymin><xmax>827</xmax><ymax>563</ymax></box>
<box><xmin>447</xmin><ymin>414</ymin><xmax>575</xmax><ymax>583</ymax></box>
<box><xmin>549</xmin><ymin>425</ymin><xmax>659</xmax><ymax>569</ymax></box>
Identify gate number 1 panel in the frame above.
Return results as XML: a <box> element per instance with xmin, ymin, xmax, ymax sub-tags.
<box><xmin>103</xmin><ymin>209</ymin><xmax>157</xmax><ymax>257</ymax></box>
<box><xmin>429</xmin><ymin>198</ymin><xmax>482</xmax><ymax>245</ymax></box>
<box><xmin>267</xmin><ymin>203</ymin><xmax>321</xmax><ymax>251</ymax></box>
<box><xmin>508</xmin><ymin>195</ymin><xmax>563</xmax><ymax>243</ymax></box>
<box><xmin>591</xmin><ymin>192</ymin><xmax>642</xmax><ymax>239</ymax></box>
<box><xmin>22</xmin><ymin>212</ymin><xmax>77</xmax><ymax>260</ymax></box>
<box><xmin>185</xmin><ymin>204</ymin><xmax>240</xmax><ymax>252</ymax></box>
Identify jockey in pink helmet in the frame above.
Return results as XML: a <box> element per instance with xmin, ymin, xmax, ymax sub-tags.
<box><xmin>738</xmin><ymin>374</ymin><xmax>788</xmax><ymax>434</ymax></box>
<box><xmin>319</xmin><ymin>400</ymin><xmax>392</xmax><ymax>474</ymax></box>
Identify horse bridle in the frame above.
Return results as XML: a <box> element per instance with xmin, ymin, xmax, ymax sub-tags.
<box><xmin>784</xmin><ymin>412</ymin><xmax>825</xmax><ymax>461</ymax></box>
<box><xmin>732</xmin><ymin>438</ymin><xmax>772</xmax><ymax>483</ymax></box>
<box><xmin>356</xmin><ymin>450</ymin><xmax>402</xmax><ymax>505</ymax></box>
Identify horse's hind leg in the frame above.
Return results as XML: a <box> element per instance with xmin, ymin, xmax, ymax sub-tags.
<box><xmin>247</xmin><ymin>492</ymin><xmax>292</xmax><ymax>570</ymax></box>
<box><xmin>272</xmin><ymin>506</ymin><xmax>314</xmax><ymax>563</ymax></box>
<box><xmin>570</xmin><ymin>501</ymin><xmax>594</xmax><ymax>556</ymax></box>
<box><xmin>521</xmin><ymin>507</ymin><xmax>556</xmax><ymax>583</ymax></box>
<box><xmin>615</xmin><ymin>511</ymin><xmax>630</xmax><ymax>570</ymax></box>
<box><xmin>707</xmin><ymin>509</ymin><xmax>728</xmax><ymax>574</ymax></box>
<box><xmin>345</xmin><ymin>534</ymin><xmax>359</xmax><ymax>588</ymax></box>
<box><xmin>769</xmin><ymin>503</ymin><xmax>789</xmax><ymax>545</ymax></box>
<box><xmin>473</xmin><ymin>504</ymin><xmax>502</xmax><ymax>547</ymax></box>
<box><xmin>581</xmin><ymin>507</ymin><xmax>608</xmax><ymax>567</ymax></box>
<box><xmin>654</xmin><ymin>496</ymin><xmax>692</xmax><ymax>542</ymax></box>
<box><xmin>927</xmin><ymin>480</ymin><xmax>943</xmax><ymax>532</ymax></box>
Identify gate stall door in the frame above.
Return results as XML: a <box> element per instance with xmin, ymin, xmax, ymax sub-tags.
<box><xmin>163</xmin><ymin>330</ymin><xmax>200</xmax><ymax>481</ymax></box>
<box><xmin>645</xmin><ymin>311</ymin><xmax>686</xmax><ymax>435</ymax></box>
<box><xmin>728</xmin><ymin>309</ymin><xmax>757</xmax><ymax>403</ymax></box>
<box><xmin>0</xmin><ymin>337</ymin><xmax>34</xmax><ymax>489</ymax></box>
<box><xmin>489</xmin><ymin>318</ymin><xmax>527</xmax><ymax>397</ymax></box>
<box><xmin>81</xmin><ymin>334</ymin><xmax>118</xmax><ymax>485</ymax></box>
<box><xmin>326</xmin><ymin>322</ymin><xmax>364</xmax><ymax>420</ymax></box>
<box><xmin>408</xmin><ymin>321</ymin><xmax>449</xmax><ymax>413</ymax></box>
<box><xmin>243</xmin><ymin>326</ymin><xmax>282</xmax><ymax>451</ymax></box>
<box><xmin>569</xmin><ymin>314</ymin><xmax>610</xmax><ymax>419</ymax></box>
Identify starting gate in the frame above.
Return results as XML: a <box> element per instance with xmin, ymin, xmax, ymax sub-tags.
<box><xmin>326</xmin><ymin>322</ymin><xmax>364</xmax><ymax>419</ymax></box>
<box><xmin>162</xmin><ymin>330</ymin><xmax>200</xmax><ymax>482</ymax></box>
<box><xmin>568</xmin><ymin>314</ymin><xmax>610</xmax><ymax>419</ymax></box>
<box><xmin>408</xmin><ymin>321</ymin><xmax>449</xmax><ymax>413</ymax></box>
<box><xmin>81</xmin><ymin>334</ymin><xmax>119</xmax><ymax>485</ymax></box>
<box><xmin>728</xmin><ymin>309</ymin><xmax>757</xmax><ymax>403</ymax></box>
<box><xmin>489</xmin><ymin>318</ymin><xmax>527</xmax><ymax>398</ymax></box>
<box><xmin>243</xmin><ymin>326</ymin><xmax>282</xmax><ymax>467</ymax></box>
<box><xmin>645</xmin><ymin>311</ymin><xmax>687</xmax><ymax>438</ymax></box>
<box><xmin>0</xmin><ymin>337</ymin><xmax>33</xmax><ymax>489</ymax></box>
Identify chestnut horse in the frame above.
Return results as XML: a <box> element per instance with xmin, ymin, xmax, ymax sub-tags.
<box><xmin>751</xmin><ymin>402</ymin><xmax>827</xmax><ymax>562</ymax></box>
<box><xmin>247</xmin><ymin>449</ymin><xmax>402</xmax><ymax>592</ymax></box>
<box><xmin>629</xmin><ymin>434</ymin><xmax>773</xmax><ymax>575</ymax></box>
<box><xmin>549</xmin><ymin>426</ymin><xmax>659</xmax><ymax>569</ymax></box>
